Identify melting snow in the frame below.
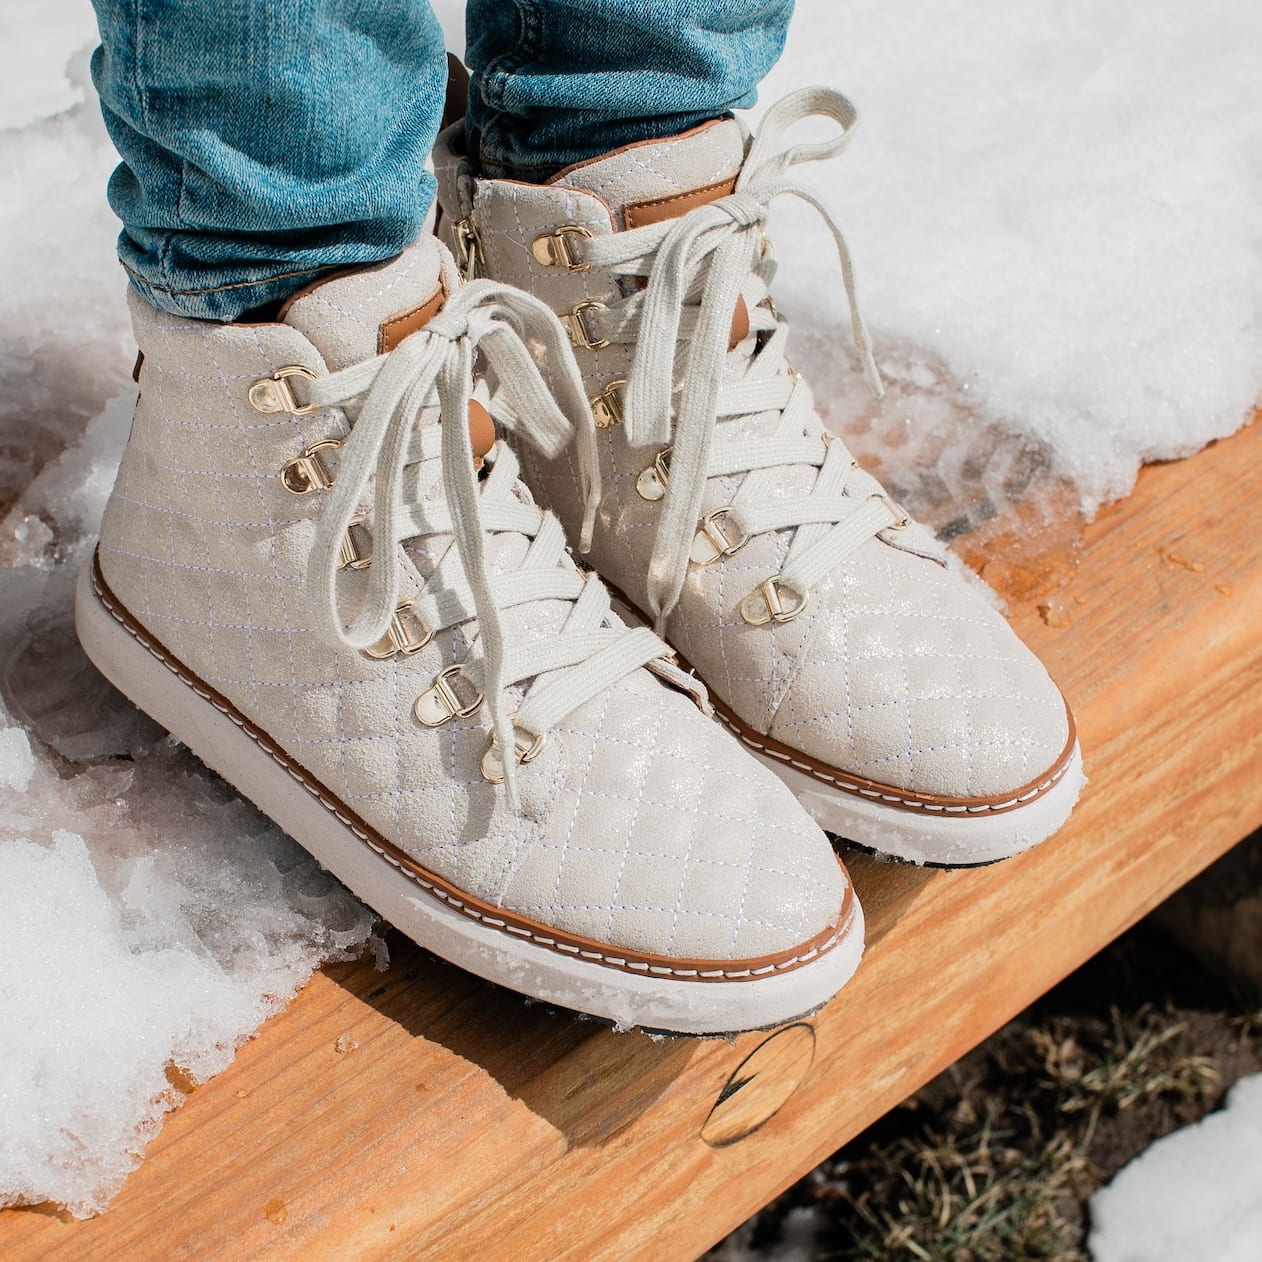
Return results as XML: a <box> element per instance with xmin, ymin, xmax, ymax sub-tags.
<box><xmin>758</xmin><ymin>0</ymin><xmax>1262</xmax><ymax>517</ymax></box>
<box><xmin>1089</xmin><ymin>1073</ymin><xmax>1262</xmax><ymax>1262</ymax></box>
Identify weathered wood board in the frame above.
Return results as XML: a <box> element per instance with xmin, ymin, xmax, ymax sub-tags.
<box><xmin>4</xmin><ymin>413</ymin><xmax>1260</xmax><ymax>1261</ymax></box>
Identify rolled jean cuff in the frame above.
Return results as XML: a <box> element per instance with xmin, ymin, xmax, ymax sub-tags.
<box><xmin>465</xmin><ymin>0</ymin><xmax>794</xmax><ymax>179</ymax></box>
<box><xmin>113</xmin><ymin>168</ymin><xmax>435</xmax><ymax>323</ymax></box>
<box><xmin>119</xmin><ymin>256</ymin><xmax>334</xmax><ymax>323</ymax></box>
<box><xmin>91</xmin><ymin>0</ymin><xmax>445</xmax><ymax>323</ymax></box>
<box><xmin>475</xmin><ymin>109</ymin><xmax>746</xmax><ymax>181</ymax></box>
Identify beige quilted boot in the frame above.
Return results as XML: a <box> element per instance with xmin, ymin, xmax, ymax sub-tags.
<box><xmin>434</xmin><ymin>87</ymin><xmax>1084</xmax><ymax>867</ymax></box>
<box><xmin>76</xmin><ymin>236</ymin><xmax>864</xmax><ymax>1034</ymax></box>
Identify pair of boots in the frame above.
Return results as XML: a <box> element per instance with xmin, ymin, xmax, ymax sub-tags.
<box><xmin>77</xmin><ymin>88</ymin><xmax>1082</xmax><ymax>1035</ymax></box>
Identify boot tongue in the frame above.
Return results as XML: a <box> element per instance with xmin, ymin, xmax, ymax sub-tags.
<box><xmin>280</xmin><ymin>236</ymin><xmax>498</xmax><ymax>461</ymax></box>
<box><xmin>283</xmin><ymin>243</ymin><xmax>573</xmax><ymax>654</ymax></box>
<box><xmin>280</xmin><ymin>236</ymin><xmax>448</xmax><ymax>372</ymax></box>
<box><xmin>557</xmin><ymin>116</ymin><xmax>808</xmax><ymax>472</ymax></box>
<box><xmin>549</xmin><ymin>117</ymin><xmax>747</xmax><ymax>229</ymax></box>
<box><xmin>554</xmin><ymin>117</ymin><xmax>753</xmax><ymax>348</ymax></box>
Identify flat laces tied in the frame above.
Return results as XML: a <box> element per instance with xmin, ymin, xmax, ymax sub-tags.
<box><xmin>305</xmin><ymin>279</ymin><xmax>603</xmax><ymax>808</ymax></box>
<box><xmin>583</xmin><ymin>84</ymin><xmax>887</xmax><ymax>633</ymax></box>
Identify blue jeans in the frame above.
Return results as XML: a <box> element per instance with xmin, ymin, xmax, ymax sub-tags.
<box><xmin>90</xmin><ymin>0</ymin><xmax>794</xmax><ymax>322</ymax></box>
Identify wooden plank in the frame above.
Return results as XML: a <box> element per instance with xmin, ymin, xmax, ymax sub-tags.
<box><xmin>4</xmin><ymin>413</ymin><xmax>1260</xmax><ymax>1262</ymax></box>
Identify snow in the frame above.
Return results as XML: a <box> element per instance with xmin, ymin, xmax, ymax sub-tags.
<box><xmin>0</xmin><ymin>14</ymin><xmax>382</xmax><ymax>1205</ymax></box>
<box><xmin>0</xmin><ymin>10</ymin><xmax>92</xmax><ymax>128</ymax></box>
<box><xmin>0</xmin><ymin>547</ymin><xmax>380</xmax><ymax>1218</ymax></box>
<box><xmin>0</xmin><ymin>821</ymin><xmax>375</xmax><ymax>1217</ymax></box>
<box><xmin>0</xmin><ymin>722</ymin><xmax>36</xmax><ymax>791</ymax></box>
<box><xmin>758</xmin><ymin>0</ymin><xmax>1262</xmax><ymax>515</ymax></box>
<box><xmin>0</xmin><ymin>546</ymin><xmax>379</xmax><ymax>1218</ymax></box>
<box><xmin>0</xmin><ymin>0</ymin><xmax>1259</xmax><ymax>1221</ymax></box>
<box><xmin>708</xmin><ymin>1206</ymin><xmax>829</xmax><ymax>1262</ymax></box>
<box><xmin>1089</xmin><ymin>1073</ymin><xmax>1262</xmax><ymax>1262</ymax></box>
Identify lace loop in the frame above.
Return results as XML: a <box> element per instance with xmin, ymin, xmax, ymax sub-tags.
<box><xmin>305</xmin><ymin>278</ymin><xmax>648</xmax><ymax>808</ymax></box>
<box><xmin>580</xmin><ymin>86</ymin><xmax>898</xmax><ymax>632</ymax></box>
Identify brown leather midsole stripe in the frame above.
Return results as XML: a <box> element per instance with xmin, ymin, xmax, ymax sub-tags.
<box><xmin>710</xmin><ymin>689</ymin><xmax>1078</xmax><ymax>817</ymax></box>
<box><xmin>91</xmin><ymin>551</ymin><xmax>852</xmax><ymax>982</ymax></box>
<box><xmin>608</xmin><ymin>581</ymin><xmax>1077</xmax><ymax>816</ymax></box>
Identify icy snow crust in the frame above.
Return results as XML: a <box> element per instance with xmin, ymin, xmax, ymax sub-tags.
<box><xmin>0</xmin><ymin>16</ymin><xmax>378</xmax><ymax>1218</ymax></box>
<box><xmin>757</xmin><ymin>0</ymin><xmax>1262</xmax><ymax>514</ymax></box>
<box><xmin>1</xmin><ymin>483</ymin><xmax>379</xmax><ymax>1219</ymax></box>
<box><xmin>1</xmin><ymin>457</ymin><xmax>378</xmax><ymax>1219</ymax></box>
<box><xmin>1089</xmin><ymin>1073</ymin><xmax>1262</xmax><ymax>1262</ymax></box>
<box><xmin>1</xmin><ymin>0</ymin><xmax>1258</xmax><ymax>1221</ymax></box>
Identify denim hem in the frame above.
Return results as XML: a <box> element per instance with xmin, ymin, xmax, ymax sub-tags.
<box><xmin>476</xmin><ymin>111</ymin><xmax>735</xmax><ymax>182</ymax></box>
<box><xmin>465</xmin><ymin>0</ymin><xmax>793</xmax><ymax>182</ymax></box>
<box><xmin>477</xmin><ymin>149</ymin><xmax>568</xmax><ymax>181</ymax></box>
<box><xmin>93</xmin><ymin>0</ymin><xmax>447</xmax><ymax>322</ymax></box>
<box><xmin>122</xmin><ymin>259</ymin><xmax>332</xmax><ymax>323</ymax></box>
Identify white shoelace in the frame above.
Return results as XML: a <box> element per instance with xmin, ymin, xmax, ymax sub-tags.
<box><xmin>581</xmin><ymin>85</ymin><xmax>911</xmax><ymax>634</ymax></box>
<box><xmin>304</xmin><ymin>280</ymin><xmax>661</xmax><ymax>808</ymax></box>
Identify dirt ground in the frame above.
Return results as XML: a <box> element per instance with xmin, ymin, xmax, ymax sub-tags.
<box><xmin>709</xmin><ymin>854</ymin><xmax>1262</xmax><ymax>1261</ymax></box>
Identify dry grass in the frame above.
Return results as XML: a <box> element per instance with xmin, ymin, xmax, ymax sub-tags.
<box><xmin>837</xmin><ymin>1115</ymin><xmax>1088</xmax><ymax>1261</ymax></box>
<box><xmin>833</xmin><ymin>1004</ymin><xmax>1232</xmax><ymax>1260</ymax></box>
<box><xmin>718</xmin><ymin>990</ymin><xmax>1260</xmax><ymax>1262</ymax></box>
<box><xmin>1028</xmin><ymin>1007</ymin><xmax>1220</xmax><ymax>1151</ymax></box>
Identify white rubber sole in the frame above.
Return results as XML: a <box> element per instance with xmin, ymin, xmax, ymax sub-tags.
<box><xmin>76</xmin><ymin>560</ymin><xmax>863</xmax><ymax>1035</ymax></box>
<box><xmin>757</xmin><ymin>744</ymin><xmax>1086</xmax><ymax>868</ymax></box>
<box><xmin>608</xmin><ymin>590</ymin><xmax>1083</xmax><ymax>869</ymax></box>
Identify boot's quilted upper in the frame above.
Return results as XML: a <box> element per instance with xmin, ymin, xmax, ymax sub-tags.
<box><xmin>97</xmin><ymin>240</ymin><xmax>849</xmax><ymax>963</ymax></box>
<box><xmin>433</xmin><ymin>122</ymin><xmax>1072</xmax><ymax>802</ymax></box>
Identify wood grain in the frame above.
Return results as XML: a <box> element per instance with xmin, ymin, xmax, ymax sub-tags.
<box><xmin>4</xmin><ymin>414</ymin><xmax>1260</xmax><ymax>1262</ymax></box>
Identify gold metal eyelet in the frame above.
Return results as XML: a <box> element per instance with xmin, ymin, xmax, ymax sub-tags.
<box><xmin>872</xmin><ymin>493</ymin><xmax>910</xmax><ymax>530</ymax></box>
<box><xmin>249</xmin><ymin>365</ymin><xmax>318</xmax><ymax>415</ymax></box>
<box><xmin>690</xmin><ymin>507</ymin><xmax>750</xmax><ymax>566</ymax></box>
<box><xmin>591</xmin><ymin>379</ymin><xmax>626</xmax><ymax>429</ymax></box>
<box><xmin>452</xmin><ymin>214</ymin><xmax>483</xmax><ymax>280</ymax></box>
<box><xmin>559</xmin><ymin>301</ymin><xmax>609</xmax><ymax>350</ymax></box>
<box><xmin>481</xmin><ymin>722</ymin><xmax>547</xmax><ymax>784</ymax></box>
<box><xmin>740</xmin><ymin>577</ymin><xmax>810</xmax><ymax>627</ymax></box>
<box><xmin>413</xmin><ymin>664</ymin><xmax>484</xmax><ymax>727</ymax></box>
<box><xmin>819</xmin><ymin>431</ymin><xmax>858</xmax><ymax>468</ymax></box>
<box><xmin>362</xmin><ymin>602</ymin><xmax>433</xmax><ymax>660</ymax></box>
<box><xmin>635</xmin><ymin>446</ymin><xmax>673</xmax><ymax>502</ymax></box>
<box><xmin>338</xmin><ymin>514</ymin><xmax>373</xmax><ymax>570</ymax></box>
<box><xmin>530</xmin><ymin>225</ymin><xmax>592</xmax><ymax>271</ymax></box>
<box><xmin>279</xmin><ymin>438</ymin><xmax>342</xmax><ymax>495</ymax></box>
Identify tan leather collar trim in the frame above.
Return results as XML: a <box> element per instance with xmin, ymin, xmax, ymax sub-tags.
<box><xmin>624</xmin><ymin>176</ymin><xmax>739</xmax><ymax>231</ymax></box>
<box><xmin>608</xmin><ymin>582</ymin><xmax>1077</xmax><ymax>816</ymax></box>
<box><xmin>91</xmin><ymin>552</ymin><xmax>852</xmax><ymax>983</ymax></box>
<box><xmin>377</xmin><ymin>280</ymin><xmax>448</xmax><ymax>354</ymax></box>
<box><xmin>273</xmin><ymin>260</ymin><xmax>447</xmax><ymax>350</ymax></box>
<box><xmin>545</xmin><ymin>117</ymin><xmax>732</xmax><ymax>186</ymax></box>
